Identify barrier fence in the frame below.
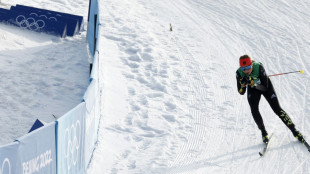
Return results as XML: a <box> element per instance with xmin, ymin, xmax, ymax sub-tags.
<box><xmin>0</xmin><ymin>0</ymin><xmax>101</xmax><ymax>173</ymax></box>
<box><xmin>0</xmin><ymin>4</ymin><xmax>84</xmax><ymax>37</ymax></box>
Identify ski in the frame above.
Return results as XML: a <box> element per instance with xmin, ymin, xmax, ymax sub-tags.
<box><xmin>259</xmin><ymin>133</ymin><xmax>273</xmax><ymax>157</ymax></box>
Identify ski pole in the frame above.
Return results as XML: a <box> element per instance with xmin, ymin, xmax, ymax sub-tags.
<box><xmin>268</xmin><ymin>70</ymin><xmax>303</xmax><ymax>77</ymax></box>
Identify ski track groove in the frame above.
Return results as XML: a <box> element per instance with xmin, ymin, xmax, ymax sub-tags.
<box><xmin>170</xmin><ymin>34</ymin><xmax>207</xmax><ymax>168</ymax></box>
<box><xmin>166</xmin><ymin>8</ymin><xmax>226</xmax><ymax>171</ymax></box>
<box><xmin>167</xmin><ymin>0</ymin><xmax>243</xmax><ymax>172</ymax></box>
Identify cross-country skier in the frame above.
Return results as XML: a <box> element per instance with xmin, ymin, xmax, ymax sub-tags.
<box><xmin>236</xmin><ymin>55</ymin><xmax>305</xmax><ymax>144</ymax></box>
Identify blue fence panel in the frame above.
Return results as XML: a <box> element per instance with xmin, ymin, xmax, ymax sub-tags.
<box><xmin>16</xmin><ymin>122</ymin><xmax>57</xmax><ymax>174</ymax></box>
<box><xmin>87</xmin><ymin>0</ymin><xmax>99</xmax><ymax>56</ymax></box>
<box><xmin>57</xmin><ymin>102</ymin><xmax>86</xmax><ymax>174</ymax></box>
<box><xmin>11</xmin><ymin>6</ymin><xmax>79</xmax><ymax>37</ymax></box>
<box><xmin>0</xmin><ymin>142</ymin><xmax>18</xmax><ymax>174</ymax></box>
<box><xmin>83</xmin><ymin>79</ymin><xmax>98</xmax><ymax>167</ymax></box>
<box><xmin>0</xmin><ymin>8</ymin><xmax>9</xmax><ymax>14</ymax></box>
<box><xmin>90</xmin><ymin>53</ymin><xmax>101</xmax><ymax>134</ymax></box>
<box><xmin>90</xmin><ymin>51</ymin><xmax>99</xmax><ymax>81</ymax></box>
<box><xmin>0</xmin><ymin>9</ymin><xmax>10</xmax><ymax>23</ymax></box>
<box><xmin>0</xmin><ymin>8</ymin><xmax>67</xmax><ymax>38</ymax></box>
<box><xmin>28</xmin><ymin>119</ymin><xmax>45</xmax><ymax>133</ymax></box>
<box><xmin>15</xmin><ymin>4</ymin><xmax>83</xmax><ymax>32</ymax></box>
<box><xmin>94</xmin><ymin>87</ymin><xmax>101</xmax><ymax>145</ymax></box>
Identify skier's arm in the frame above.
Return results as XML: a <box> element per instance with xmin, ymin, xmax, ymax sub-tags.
<box><xmin>236</xmin><ymin>70</ymin><xmax>246</xmax><ymax>95</ymax></box>
<box><xmin>255</xmin><ymin>66</ymin><xmax>268</xmax><ymax>92</ymax></box>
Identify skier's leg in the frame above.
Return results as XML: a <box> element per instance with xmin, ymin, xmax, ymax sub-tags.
<box><xmin>264</xmin><ymin>85</ymin><xmax>304</xmax><ymax>142</ymax></box>
<box><xmin>263</xmin><ymin>86</ymin><xmax>294</xmax><ymax>129</ymax></box>
<box><xmin>247</xmin><ymin>89</ymin><xmax>268</xmax><ymax>140</ymax></box>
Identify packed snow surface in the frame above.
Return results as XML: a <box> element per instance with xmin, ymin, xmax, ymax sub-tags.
<box><xmin>88</xmin><ymin>0</ymin><xmax>310</xmax><ymax>174</ymax></box>
<box><xmin>1</xmin><ymin>0</ymin><xmax>310</xmax><ymax>173</ymax></box>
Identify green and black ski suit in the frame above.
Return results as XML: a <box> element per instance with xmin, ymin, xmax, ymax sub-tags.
<box><xmin>236</xmin><ymin>62</ymin><xmax>297</xmax><ymax>134</ymax></box>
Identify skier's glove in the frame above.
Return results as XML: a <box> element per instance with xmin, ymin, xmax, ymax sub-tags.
<box><xmin>240</xmin><ymin>77</ymin><xmax>249</xmax><ymax>87</ymax></box>
<box><xmin>248</xmin><ymin>77</ymin><xmax>257</xmax><ymax>87</ymax></box>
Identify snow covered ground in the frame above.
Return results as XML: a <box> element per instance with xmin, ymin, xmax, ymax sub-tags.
<box><xmin>1</xmin><ymin>0</ymin><xmax>310</xmax><ymax>173</ymax></box>
<box><xmin>0</xmin><ymin>0</ymin><xmax>90</xmax><ymax>145</ymax></box>
<box><xmin>87</xmin><ymin>0</ymin><xmax>310</xmax><ymax>173</ymax></box>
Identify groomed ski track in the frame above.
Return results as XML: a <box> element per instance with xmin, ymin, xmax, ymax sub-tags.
<box><xmin>88</xmin><ymin>0</ymin><xmax>310</xmax><ymax>173</ymax></box>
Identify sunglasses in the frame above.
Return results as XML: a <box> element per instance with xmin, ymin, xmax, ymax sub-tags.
<box><xmin>240</xmin><ymin>65</ymin><xmax>252</xmax><ymax>71</ymax></box>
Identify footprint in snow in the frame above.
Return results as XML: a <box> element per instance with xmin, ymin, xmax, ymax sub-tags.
<box><xmin>164</xmin><ymin>101</ymin><xmax>176</xmax><ymax>111</ymax></box>
<box><xmin>163</xmin><ymin>114</ymin><xmax>176</xmax><ymax>123</ymax></box>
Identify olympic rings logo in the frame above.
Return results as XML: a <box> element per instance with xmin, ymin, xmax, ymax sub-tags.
<box><xmin>64</xmin><ymin>120</ymin><xmax>81</xmax><ymax>170</ymax></box>
<box><xmin>15</xmin><ymin>15</ymin><xmax>45</xmax><ymax>31</ymax></box>
<box><xmin>1</xmin><ymin>158</ymin><xmax>11</xmax><ymax>174</ymax></box>
<box><xmin>30</xmin><ymin>13</ymin><xmax>58</xmax><ymax>21</ymax></box>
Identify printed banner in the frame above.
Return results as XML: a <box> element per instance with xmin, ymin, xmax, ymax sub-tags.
<box><xmin>13</xmin><ymin>5</ymin><xmax>81</xmax><ymax>36</ymax></box>
<box><xmin>57</xmin><ymin>102</ymin><xmax>86</xmax><ymax>174</ymax></box>
<box><xmin>15</xmin><ymin>4</ymin><xmax>84</xmax><ymax>31</ymax></box>
<box><xmin>0</xmin><ymin>142</ymin><xmax>18</xmax><ymax>174</ymax></box>
<box><xmin>16</xmin><ymin>122</ymin><xmax>57</xmax><ymax>174</ymax></box>
<box><xmin>0</xmin><ymin>8</ymin><xmax>67</xmax><ymax>38</ymax></box>
<box><xmin>83</xmin><ymin>79</ymin><xmax>98</xmax><ymax>166</ymax></box>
